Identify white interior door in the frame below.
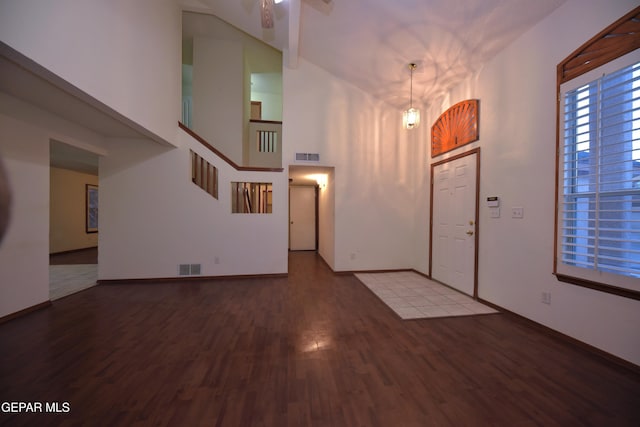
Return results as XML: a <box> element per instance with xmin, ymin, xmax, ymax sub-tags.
<box><xmin>432</xmin><ymin>153</ymin><xmax>477</xmax><ymax>296</ymax></box>
<box><xmin>289</xmin><ymin>186</ymin><xmax>316</xmax><ymax>250</ymax></box>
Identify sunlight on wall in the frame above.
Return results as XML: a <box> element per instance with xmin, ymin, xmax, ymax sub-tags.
<box><xmin>283</xmin><ymin>58</ymin><xmax>420</xmax><ymax>271</ymax></box>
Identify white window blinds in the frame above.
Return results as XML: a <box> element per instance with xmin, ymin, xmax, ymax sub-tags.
<box><xmin>560</xmin><ymin>59</ymin><xmax>640</xmax><ymax>284</ymax></box>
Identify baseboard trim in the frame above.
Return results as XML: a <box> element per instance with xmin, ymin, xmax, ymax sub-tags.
<box><xmin>411</xmin><ymin>269</ymin><xmax>430</xmax><ymax>279</ymax></box>
<box><xmin>0</xmin><ymin>301</ymin><xmax>51</xmax><ymax>325</ymax></box>
<box><xmin>333</xmin><ymin>268</ymin><xmax>413</xmax><ymax>276</ymax></box>
<box><xmin>50</xmin><ymin>246</ymin><xmax>98</xmax><ymax>256</ymax></box>
<box><xmin>478</xmin><ymin>297</ymin><xmax>640</xmax><ymax>375</ymax></box>
<box><xmin>98</xmin><ymin>272</ymin><xmax>288</xmax><ymax>285</ymax></box>
<box><xmin>330</xmin><ymin>266</ymin><xmax>431</xmax><ymax>279</ymax></box>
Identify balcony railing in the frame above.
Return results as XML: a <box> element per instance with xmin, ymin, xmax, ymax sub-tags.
<box><xmin>248</xmin><ymin>120</ymin><xmax>282</xmax><ymax>169</ymax></box>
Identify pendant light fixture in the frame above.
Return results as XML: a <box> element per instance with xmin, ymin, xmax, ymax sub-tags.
<box><xmin>261</xmin><ymin>0</ymin><xmax>275</xmax><ymax>29</ymax></box>
<box><xmin>403</xmin><ymin>63</ymin><xmax>420</xmax><ymax>130</ymax></box>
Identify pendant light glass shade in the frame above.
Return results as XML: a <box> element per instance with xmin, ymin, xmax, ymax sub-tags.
<box><xmin>403</xmin><ymin>63</ymin><xmax>420</xmax><ymax>130</ymax></box>
<box><xmin>403</xmin><ymin>107</ymin><xmax>420</xmax><ymax>129</ymax></box>
<box><xmin>261</xmin><ymin>0</ymin><xmax>274</xmax><ymax>28</ymax></box>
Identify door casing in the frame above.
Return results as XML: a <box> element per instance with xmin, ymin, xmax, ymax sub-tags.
<box><xmin>289</xmin><ymin>185</ymin><xmax>318</xmax><ymax>251</ymax></box>
<box><xmin>429</xmin><ymin>148</ymin><xmax>480</xmax><ymax>298</ymax></box>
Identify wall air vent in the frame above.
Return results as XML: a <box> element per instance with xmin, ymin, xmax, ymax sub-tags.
<box><xmin>190</xmin><ymin>264</ymin><xmax>201</xmax><ymax>275</ymax></box>
<box><xmin>295</xmin><ymin>152</ymin><xmax>320</xmax><ymax>162</ymax></box>
<box><xmin>178</xmin><ymin>264</ymin><xmax>202</xmax><ymax>276</ymax></box>
<box><xmin>179</xmin><ymin>264</ymin><xmax>190</xmax><ymax>276</ymax></box>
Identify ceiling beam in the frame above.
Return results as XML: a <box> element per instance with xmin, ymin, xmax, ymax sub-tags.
<box><xmin>287</xmin><ymin>0</ymin><xmax>301</xmax><ymax>68</ymax></box>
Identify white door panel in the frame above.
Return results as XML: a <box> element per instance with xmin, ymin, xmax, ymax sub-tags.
<box><xmin>289</xmin><ymin>186</ymin><xmax>316</xmax><ymax>250</ymax></box>
<box><xmin>432</xmin><ymin>153</ymin><xmax>477</xmax><ymax>296</ymax></box>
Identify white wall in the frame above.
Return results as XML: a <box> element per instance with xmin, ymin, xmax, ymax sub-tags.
<box><xmin>183</xmin><ymin>11</ymin><xmax>283</xmax><ymax>165</ymax></box>
<box><xmin>318</xmin><ymin>169</ymin><xmax>336</xmax><ymax>268</ymax></box>
<box><xmin>50</xmin><ymin>167</ymin><xmax>99</xmax><ymax>253</ymax></box>
<box><xmin>0</xmin><ymin>1</ymin><xmax>288</xmax><ymax>318</ymax></box>
<box><xmin>0</xmin><ymin>87</ymin><xmax>289</xmax><ymax>318</ymax></box>
<box><xmin>0</xmin><ymin>0</ymin><xmax>181</xmax><ymax>145</ymax></box>
<box><xmin>192</xmin><ymin>37</ymin><xmax>244</xmax><ymax>165</ymax></box>
<box><xmin>0</xmin><ymin>92</ymin><xmax>109</xmax><ymax>318</ymax></box>
<box><xmin>436</xmin><ymin>0</ymin><xmax>640</xmax><ymax>365</ymax></box>
<box><xmin>0</xmin><ymin>113</ymin><xmax>50</xmax><ymax>318</ymax></box>
<box><xmin>283</xmin><ymin>58</ymin><xmax>418</xmax><ymax>271</ymax></box>
<box><xmin>98</xmin><ymin>131</ymin><xmax>288</xmax><ymax>280</ymax></box>
<box><xmin>251</xmin><ymin>91</ymin><xmax>283</xmax><ymax>121</ymax></box>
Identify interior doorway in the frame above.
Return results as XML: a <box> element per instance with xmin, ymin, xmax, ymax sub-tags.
<box><xmin>49</xmin><ymin>140</ymin><xmax>100</xmax><ymax>300</ymax></box>
<box><xmin>250</xmin><ymin>101</ymin><xmax>262</xmax><ymax>120</ymax></box>
<box><xmin>429</xmin><ymin>148</ymin><xmax>480</xmax><ymax>297</ymax></box>
<box><xmin>289</xmin><ymin>185</ymin><xmax>317</xmax><ymax>250</ymax></box>
<box><xmin>288</xmin><ymin>165</ymin><xmax>334</xmax><ymax>258</ymax></box>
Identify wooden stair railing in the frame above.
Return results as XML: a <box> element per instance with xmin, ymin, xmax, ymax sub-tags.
<box><xmin>191</xmin><ymin>150</ymin><xmax>218</xmax><ymax>199</ymax></box>
<box><xmin>179</xmin><ymin>122</ymin><xmax>284</xmax><ymax>172</ymax></box>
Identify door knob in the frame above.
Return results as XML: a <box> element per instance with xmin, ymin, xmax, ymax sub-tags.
<box><xmin>466</xmin><ymin>230</ymin><xmax>474</xmax><ymax>236</ymax></box>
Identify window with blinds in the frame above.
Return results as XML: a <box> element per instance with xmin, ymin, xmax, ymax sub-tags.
<box><xmin>559</xmin><ymin>60</ymin><xmax>640</xmax><ymax>284</ymax></box>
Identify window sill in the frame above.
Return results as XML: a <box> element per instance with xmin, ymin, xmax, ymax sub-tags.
<box><xmin>554</xmin><ymin>273</ymin><xmax>640</xmax><ymax>301</ymax></box>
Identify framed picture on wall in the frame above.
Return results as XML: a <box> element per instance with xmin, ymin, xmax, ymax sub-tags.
<box><xmin>86</xmin><ymin>184</ymin><xmax>98</xmax><ymax>233</ymax></box>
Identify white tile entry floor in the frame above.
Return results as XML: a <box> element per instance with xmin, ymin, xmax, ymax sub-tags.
<box><xmin>355</xmin><ymin>271</ymin><xmax>498</xmax><ymax>320</ymax></box>
<box><xmin>49</xmin><ymin>264</ymin><xmax>98</xmax><ymax>301</ymax></box>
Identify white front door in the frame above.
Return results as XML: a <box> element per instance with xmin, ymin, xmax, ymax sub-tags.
<box><xmin>289</xmin><ymin>185</ymin><xmax>316</xmax><ymax>250</ymax></box>
<box><xmin>431</xmin><ymin>152</ymin><xmax>478</xmax><ymax>296</ymax></box>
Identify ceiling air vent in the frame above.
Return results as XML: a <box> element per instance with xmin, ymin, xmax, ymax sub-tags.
<box><xmin>295</xmin><ymin>152</ymin><xmax>320</xmax><ymax>162</ymax></box>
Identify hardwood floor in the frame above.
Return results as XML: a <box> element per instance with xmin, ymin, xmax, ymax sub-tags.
<box><xmin>1</xmin><ymin>252</ymin><xmax>639</xmax><ymax>426</ymax></box>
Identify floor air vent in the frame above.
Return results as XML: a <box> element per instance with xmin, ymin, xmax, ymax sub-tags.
<box><xmin>178</xmin><ymin>264</ymin><xmax>201</xmax><ymax>276</ymax></box>
<box><xmin>295</xmin><ymin>152</ymin><xmax>320</xmax><ymax>162</ymax></box>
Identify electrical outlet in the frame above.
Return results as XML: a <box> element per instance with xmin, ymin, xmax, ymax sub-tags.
<box><xmin>541</xmin><ymin>292</ymin><xmax>551</xmax><ymax>305</ymax></box>
<box><xmin>350</xmin><ymin>253</ymin><xmax>356</xmax><ymax>260</ymax></box>
<box><xmin>214</xmin><ymin>256</ymin><xmax>220</xmax><ymax>265</ymax></box>
<box><xmin>512</xmin><ymin>207</ymin><xmax>524</xmax><ymax>219</ymax></box>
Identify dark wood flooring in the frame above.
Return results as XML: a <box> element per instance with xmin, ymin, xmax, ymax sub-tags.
<box><xmin>1</xmin><ymin>252</ymin><xmax>639</xmax><ymax>426</ymax></box>
<box><xmin>49</xmin><ymin>247</ymin><xmax>98</xmax><ymax>265</ymax></box>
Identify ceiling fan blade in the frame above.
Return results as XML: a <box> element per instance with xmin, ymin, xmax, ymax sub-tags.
<box><xmin>261</xmin><ymin>0</ymin><xmax>274</xmax><ymax>29</ymax></box>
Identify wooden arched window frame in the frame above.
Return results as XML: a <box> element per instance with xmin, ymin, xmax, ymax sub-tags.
<box><xmin>554</xmin><ymin>6</ymin><xmax>640</xmax><ymax>300</ymax></box>
<box><xmin>557</xmin><ymin>7</ymin><xmax>640</xmax><ymax>85</ymax></box>
<box><xmin>431</xmin><ymin>99</ymin><xmax>479</xmax><ymax>158</ymax></box>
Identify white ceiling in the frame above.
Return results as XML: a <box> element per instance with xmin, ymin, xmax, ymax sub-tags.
<box><xmin>50</xmin><ymin>140</ymin><xmax>100</xmax><ymax>176</ymax></box>
<box><xmin>184</xmin><ymin>0</ymin><xmax>567</xmax><ymax>108</ymax></box>
<box><xmin>1</xmin><ymin>0</ymin><xmax>568</xmax><ymax>166</ymax></box>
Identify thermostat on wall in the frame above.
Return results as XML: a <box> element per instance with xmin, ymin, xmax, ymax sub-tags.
<box><xmin>487</xmin><ymin>196</ymin><xmax>499</xmax><ymax>207</ymax></box>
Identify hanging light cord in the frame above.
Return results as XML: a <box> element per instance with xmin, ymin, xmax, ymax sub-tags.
<box><xmin>409</xmin><ymin>63</ymin><xmax>416</xmax><ymax>108</ymax></box>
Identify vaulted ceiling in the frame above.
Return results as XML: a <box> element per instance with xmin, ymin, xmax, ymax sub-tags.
<box><xmin>181</xmin><ymin>0</ymin><xmax>567</xmax><ymax>109</ymax></box>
